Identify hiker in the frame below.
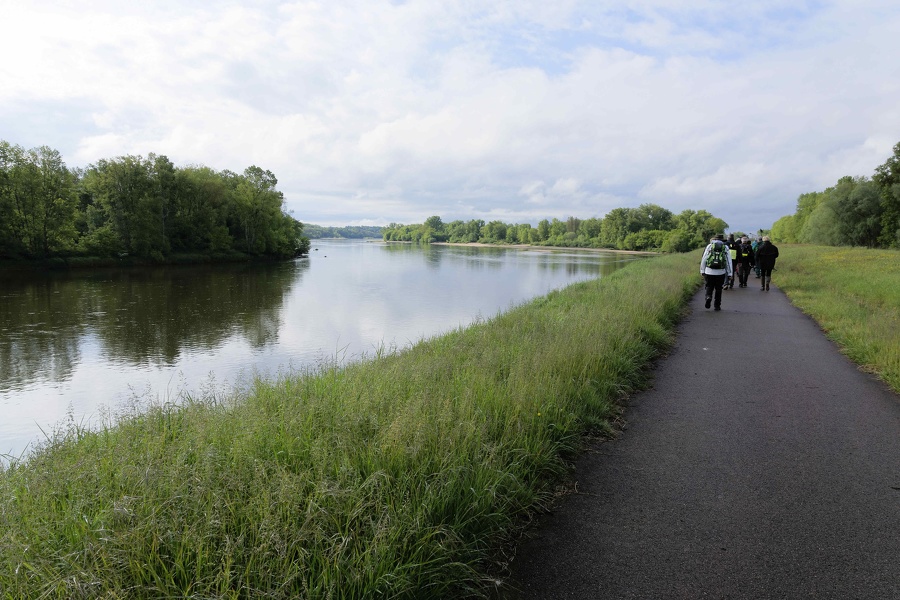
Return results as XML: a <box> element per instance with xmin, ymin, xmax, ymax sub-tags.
<box><xmin>756</xmin><ymin>236</ymin><xmax>779</xmax><ymax>291</ymax></box>
<box><xmin>751</xmin><ymin>237</ymin><xmax>762</xmax><ymax>278</ymax></box>
<box><xmin>735</xmin><ymin>236</ymin><xmax>755</xmax><ymax>287</ymax></box>
<box><xmin>725</xmin><ymin>233</ymin><xmax>738</xmax><ymax>289</ymax></box>
<box><xmin>700</xmin><ymin>234</ymin><xmax>733</xmax><ymax>311</ymax></box>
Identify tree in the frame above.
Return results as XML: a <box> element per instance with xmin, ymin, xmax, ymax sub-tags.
<box><xmin>769</xmin><ymin>215</ymin><xmax>796</xmax><ymax>244</ymax></box>
<box><xmin>424</xmin><ymin>215</ymin><xmax>444</xmax><ymax>233</ymax></box>
<box><xmin>835</xmin><ymin>178</ymin><xmax>882</xmax><ymax>247</ymax></box>
<box><xmin>632</xmin><ymin>203</ymin><xmax>674</xmax><ymax>232</ymax></box>
<box><xmin>802</xmin><ymin>195</ymin><xmax>843</xmax><ymax>245</ymax></box>
<box><xmin>1</xmin><ymin>144</ymin><xmax>78</xmax><ymax>257</ymax></box>
<box><xmin>536</xmin><ymin>219</ymin><xmax>550</xmax><ymax>242</ymax></box>
<box><xmin>672</xmin><ymin>209</ymin><xmax>728</xmax><ymax>249</ymax></box>
<box><xmin>81</xmin><ymin>155</ymin><xmax>157</xmax><ymax>256</ymax></box>
<box><xmin>229</xmin><ymin>166</ymin><xmax>288</xmax><ymax>254</ymax></box>
<box><xmin>480</xmin><ymin>220</ymin><xmax>507</xmax><ymax>243</ymax></box>
<box><xmin>874</xmin><ymin>141</ymin><xmax>900</xmax><ymax>247</ymax></box>
<box><xmin>598</xmin><ymin>208</ymin><xmax>631</xmax><ymax>248</ymax></box>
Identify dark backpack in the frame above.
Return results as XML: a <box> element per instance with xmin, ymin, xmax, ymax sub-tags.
<box><xmin>706</xmin><ymin>241</ymin><xmax>726</xmax><ymax>269</ymax></box>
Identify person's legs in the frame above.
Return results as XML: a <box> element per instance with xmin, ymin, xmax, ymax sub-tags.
<box><xmin>709</xmin><ymin>274</ymin><xmax>725</xmax><ymax>309</ymax></box>
<box><xmin>705</xmin><ymin>276</ymin><xmax>714</xmax><ymax>308</ymax></box>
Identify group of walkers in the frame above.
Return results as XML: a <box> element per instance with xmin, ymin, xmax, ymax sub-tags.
<box><xmin>699</xmin><ymin>233</ymin><xmax>779</xmax><ymax>311</ymax></box>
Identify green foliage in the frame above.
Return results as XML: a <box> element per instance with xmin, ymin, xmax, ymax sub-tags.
<box><xmin>0</xmin><ymin>140</ymin><xmax>306</xmax><ymax>262</ymax></box>
<box><xmin>771</xmin><ymin>140</ymin><xmax>900</xmax><ymax>248</ymax></box>
<box><xmin>771</xmin><ymin>214</ymin><xmax>798</xmax><ymax>243</ymax></box>
<box><xmin>381</xmin><ymin>206</ymin><xmax>727</xmax><ymax>253</ymax></box>
<box><xmin>303</xmin><ymin>224</ymin><xmax>383</xmax><ymax>239</ymax></box>
<box><xmin>0</xmin><ymin>142</ymin><xmax>79</xmax><ymax>258</ymax></box>
<box><xmin>874</xmin><ymin>142</ymin><xmax>900</xmax><ymax>247</ymax></box>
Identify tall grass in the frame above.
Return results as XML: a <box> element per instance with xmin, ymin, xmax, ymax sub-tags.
<box><xmin>0</xmin><ymin>252</ymin><xmax>700</xmax><ymax>599</ymax></box>
<box><xmin>775</xmin><ymin>245</ymin><xmax>900</xmax><ymax>392</ymax></box>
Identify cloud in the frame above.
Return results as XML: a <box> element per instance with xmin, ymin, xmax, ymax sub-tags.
<box><xmin>1</xmin><ymin>0</ymin><xmax>899</xmax><ymax>232</ymax></box>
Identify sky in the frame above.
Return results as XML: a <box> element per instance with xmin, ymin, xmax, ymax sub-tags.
<box><xmin>2</xmin><ymin>1</ymin><xmax>899</xmax><ymax>233</ymax></box>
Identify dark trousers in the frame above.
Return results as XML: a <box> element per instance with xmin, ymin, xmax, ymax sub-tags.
<box><xmin>705</xmin><ymin>273</ymin><xmax>726</xmax><ymax>307</ymax></box>
<box><xmin>738</xmin><ymin>262</ymin><xmax>752</xmax><ymax>285</ymax></box>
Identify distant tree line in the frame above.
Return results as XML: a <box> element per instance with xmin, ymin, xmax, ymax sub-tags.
<box><xmin>304</xmin><ymin>224</ymin><xmax>384</xmax><ymax>239</ymax></box>
<box><xmin>771</xmin><ymin>141</ymin><xmax>900</xmax><ymax>248</ymax></box>
<box><xmin>0</xmin><ymin>140</ymin><xmax>311</xmax><ymax>262</ymax></box>
<box><xmin>382</xmin><ymin>205</ymin><xmax>729</xmax><ymax>252</ymax></box>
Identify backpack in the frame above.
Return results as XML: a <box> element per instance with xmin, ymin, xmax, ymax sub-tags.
<box><xmin>706</xmin><ymin>241</ymin><xmax>727</xmax><ymax>269</ymax></box>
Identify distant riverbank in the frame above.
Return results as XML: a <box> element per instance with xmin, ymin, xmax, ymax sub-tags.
<box><xmin>0</xmin><ymin>251</ymin><xmax>305</xmax><ymax>272</ymax></box>
<box><xmin>431</xmin><ymin>241</ymin><xmax>658</xmax><ymax>255</ymax></box>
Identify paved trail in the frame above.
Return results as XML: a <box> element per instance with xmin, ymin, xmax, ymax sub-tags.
<box><xmin>503</xmin><ymin>280</ymin><xmax>900</xmax><ymax>599</ymax></box>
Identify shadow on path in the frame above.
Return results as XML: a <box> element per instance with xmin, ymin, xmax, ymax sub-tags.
<box><xmin>503</xmin><ymin>281</ymin><xmax>900</xmax><ymax>599</ymax></box>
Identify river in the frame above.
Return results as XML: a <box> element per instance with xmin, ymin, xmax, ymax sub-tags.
<box><xmin>0</xmin><ymin>240</ymin><xmax>645</xmax><ymax>459</ymax></box>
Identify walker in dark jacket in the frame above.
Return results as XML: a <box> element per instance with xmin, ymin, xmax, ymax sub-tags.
<box><xmin>756</xmin><ymin>237</ymin><xmax>779</xmax><ymax>291</ymax></box>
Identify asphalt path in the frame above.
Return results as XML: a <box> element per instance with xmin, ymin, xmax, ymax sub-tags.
<box><xmin>502</xmin><ymin>277</ymin><xmax>900</xmax><ymax>599</ymax></box>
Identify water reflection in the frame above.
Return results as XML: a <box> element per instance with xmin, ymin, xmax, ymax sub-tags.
<box><xmin>0</xmin><ymin>261</ymin><xmax>306</xmax><ymax>392</ymax></box>
<box><xmin>2</xmin><ymin>242</ymin><xmax>644</xmax><ymax>458</ymax></box>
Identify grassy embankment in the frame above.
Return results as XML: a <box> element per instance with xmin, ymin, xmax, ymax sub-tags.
<box><xmin>775</xmin><ymin>245</ymin><xmax>900</xmax><ymax>393</ymax></box>
<box><xmin>0</xmin><ymin>252</ymin><xmax>700</xmax><ymax>599</ymax></box>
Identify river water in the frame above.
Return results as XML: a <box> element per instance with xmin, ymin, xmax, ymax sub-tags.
<box><xmin>1</xmin><ymin>240</ymin><xmax>644</xmax><ymax>459</ymax></box>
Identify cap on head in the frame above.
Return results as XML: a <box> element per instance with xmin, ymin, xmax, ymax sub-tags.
<box><xmin>762</xmin><ymin>236</ymin><xmax>770</xmax><ymax>241</ymax></box>
<box><xmin>714</xmin><ymin>233</ymin><xmax>725</xmax><ymax>241</ymax></box>
<box><xmin>741</xmin><ymin>236</ymin><xmax>749</xmax><ymax>242</ymax></box>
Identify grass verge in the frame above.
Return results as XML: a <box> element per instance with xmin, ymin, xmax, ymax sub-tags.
<box><xmin>0</xmin><ymin>252</ymin><xmax>700</xmax><ymax>599</ymax></box>
<box><xmin>775</xmin><ymin>245</ymin><xmax>900</xmax><ymax>393</ymax></box>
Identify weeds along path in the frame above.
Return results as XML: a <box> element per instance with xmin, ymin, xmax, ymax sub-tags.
<box><xmin>0</xmin><ymin>252</ymin><xmax>700</xmax><ymax>599</ymax></box>
<box><xmin>505</xmin><ymin>268</ymin><xmax>900</xmax><ymax>599</ymax></box>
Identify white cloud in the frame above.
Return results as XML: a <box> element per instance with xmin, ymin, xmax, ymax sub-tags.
<box><xmin>1</xmin><ymin>0</ymin><xmax>899</xmax><ymax>231</ymax></box>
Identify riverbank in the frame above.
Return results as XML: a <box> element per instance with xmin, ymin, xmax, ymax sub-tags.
<box><xmin>0</xmin><ymin>251</ymin><xmax>307</xmax><ymax>271</ymax></box>
<box><xmin>432</xmin><ymin>241</ymin><xmax>658</xmax><ymax>255</ymax></box>
<box><xmin>0</xmin><ymin>251</ymin><xmax>699</xmax><ymax>598</ymax></box>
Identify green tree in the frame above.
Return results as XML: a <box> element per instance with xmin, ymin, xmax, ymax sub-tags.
<box><xmin>480</xmin><ymin>220</ymin><xmax>507</xmax><ymax>243</ymax></box>
<box><xmin>423</xmin><ymin>215</ymin><xmax>444</xmax><ymax>233</ymax></box>
<box><xmin>599</xmin><ymin>208</ymin><xmax>632</xmax><ymax>249</ymax></box>
<box><xmin>633</xmin><ymin>203</ymin><xmax>675</xmax><ymax>232</ymax></box>
<box><xmin>1</xmin><ymin>144</ymin><xmax>78</xmax><ymax>257</ymax></box>
<box><xmin>874</xmin><ymin>141</ymin><xmax>900</xmax><ymax>247</ymax></box>
<box><xmin>228</xmin><ymin>166</ymin><xmax>290</xmax><ymax>254</ymax></box>
<box><xmin>536</xmin><ymin>219</ymin><xmax>550</xmax><ymax>242</ymax></box>
<box><xmin>834</xmin><ymin>177</ymin><xmax>882</xmax><ymax>247</ymax></box>
<box><xmin>802</xmin><ymin>195</ymin><xmax>843</xmax><ymax>245</ymax></box>
<box><xmin>81</xmin><ymin>155</ymin><xmax>157</xmax><ymax>256</ymax></box>
<box><xmin>672</xmin><ymin>209</ymin><xmax>728</xmax><ymax>249</ymax></box>
<box><xmin>548</xmin><ymin>218</ymin><xmax>566</xmax><ymax>238</ymax></box>
<box><xmin>769</xmin><ymin>215</ymin><xmax>796</xmax><ymax>243</ymax></box>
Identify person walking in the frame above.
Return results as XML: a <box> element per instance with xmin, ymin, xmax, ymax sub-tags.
<box><xmin>736</xmin><ymin>236</ymin><xmax>755</xmax><ymax>287</ymax></box>
<box><xmin>751</xmin><ymin>237</ymin><xmax>762</xmax><ymax>279</ymax></box>
<box><xmin>700</xmin><ymin>234</ymin><xmax>733</xmax><ymax>310</ymax></box>
<box><xmin>756</xmin><ymin>236</ymin><xmax>779</xmax><ymax>291</ymax></box>
<box><xmin>725</xmin><ymin>233</ymin><xmax>738</xmax><ymax>289</ymax></box>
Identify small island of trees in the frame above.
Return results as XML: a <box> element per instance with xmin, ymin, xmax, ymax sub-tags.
<box><xmin>382</xmin><ymin>205</ymin><xmax>730</xmax><ymax>253</ymax></box>
<box><xmin>0</xmin><ymin>140</ymin><xmax>311</xmax><ymax>265</ymax></box>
